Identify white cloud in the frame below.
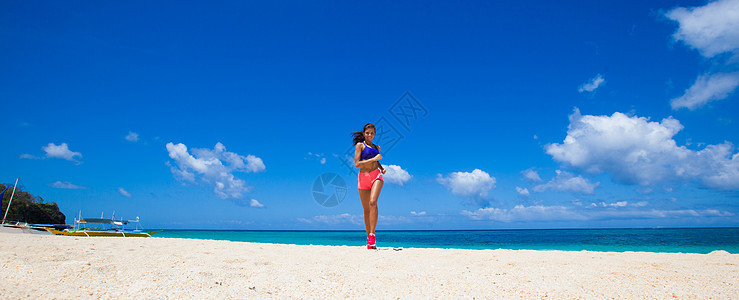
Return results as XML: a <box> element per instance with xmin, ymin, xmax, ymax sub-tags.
<box><xmin>118</xmin><ymin>188</ymin><xmax>132</xmax><ymax>197</ymax></box>
<box><xmin>670</xmin><ymin>72</ymin><xmax>739</xmax><ymax>110</ymax></box>
<box><xmin>461</xmin><ymin>205</ymin><xmax>586</xmax><ymax>222</ymax></box>
<box><xmin>307</xmin><ymin>152</ymin><xmax>326</xmax><ymax>165</ymax></box>
<box><xmin>378</xmin><ymin>215</ymin><xmax>413</xmax><ymax>225</ymax></box>
<box><xmin>546</xmin><ymin>108</ymin><xmax>739</xmax><ymax>189</ymax></box>
<box><xmin>249</xmin><ymin>199</ymin><xmax>264</xmax><ymax>208</ymax></box>
<box><xmin>515</xmin><ymin>187</ymin><xmax>530</xmax><ymax>197</ymax></box>
<box><xmin>592</xmin><ymin>201</ymin><xmax>647</xmax><ymax>208</ymax></box>
<box><xmin>410</xmin><ymin>211</ymin><xmax>426</xmax><ymax>216</ymax></box>
<box><xmin>666</xmin><ymin>0</ymin><xmax>739</xmax><ymax>111</ymax></box>
<box><xmin>43</xmin><ymin>143</ymin><xmax>82</xmax><ymax>163</ymax></box>
<box><xmin>589</xmin><ymin>208</ymin><xmax>734</xmax><ymax>219</ymax></box>
<box><xmin>521</xmin><ymin>168</ymin><xmax>542</xmax><ymax>182</ymax></box>
<box><xmin>636</xmin><ymin>187</ymin><xmax>654</xmax><ymax>194</ymax></box>
<box><xmin>383</xmin><ymin>165</ymin><xmax>412</xmax><ymax>186</ymax></box>
<box><xmin>243</xmin><ymin>155</ymin><xmax>266</xmax><ymax>173</ymax></box>
<box><xmin>19</xmin><ymin>154</ymin><xmax>40</xmax><ymax>160</ymax></box>
<box><xmin>666</xmin><ymin>0</ymin><xmax>739</xmax><ymax>58</ymax></box>
<box><xmin>298</xmin><ymin>213</ymin><xmax>417</xmax><ymax>226</ymax></box>
<box><xmin>578</xmin><ymin>74</ymin><xmax>605</xmax><ymax>93</ymax></box>
<box><xmin>125</xmin><ymin>131</ymin><xmax>139</xmax><ymax>142</ymax></box>
<box><xmin>533</xmin><ymin>170</ymin><xmax>600</xmax><ymax>194</ymax></box>
<box><xmin>436</xmin><ymin>169</ymin><xmax>496</xmax><ymax>199</ymax></box>
<box><xmin>167</xmin><ymin>161</ymin><xmax>195</xmax><ymax>183</ymax></box>
<box><xmin>462</xmin><ymin>204</ymin><xmax>733</xmax><ymax>222</ymax></box>
<box><xmin>590</xmin><ymin>201</ymin><xmax>628</xmax><ymax>208</ymax></box>
<box><xmin>297</xmin><ymin>213</ymin><xmax>361</xmax><ymax>225</ymax></box>
<box><xmin>166</xmin><ymin>142</ymin><xmax>266</xmax><ymax>199</ymax></box>
<box><xmin>49</xmin><ymin>181</ymin><xmax>86</xmax><ymax>189</ymax></box>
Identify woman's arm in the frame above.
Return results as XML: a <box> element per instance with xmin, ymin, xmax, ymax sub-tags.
<box><xmin>377</xmin><ymin>145</ymin><xmax>385</xmax><ymax>173</ymax></box>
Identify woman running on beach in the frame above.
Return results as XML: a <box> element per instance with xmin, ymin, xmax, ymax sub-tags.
<box><xmin>353</xmin><ymin>123</ymin><xmax>386</xmax><ymax>249</ymax></box>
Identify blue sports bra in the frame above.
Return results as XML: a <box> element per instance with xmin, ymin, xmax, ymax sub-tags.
<box><xmin>360</xmin><ymin>142</ymin><xmax>380</xmax><ymax>160</ymax></box>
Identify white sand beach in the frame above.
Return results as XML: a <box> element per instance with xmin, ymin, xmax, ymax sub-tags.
<box><xmin>0</xmin><ymin>232</ymin><xmax>736</xmax><ymax>299</ymax></box>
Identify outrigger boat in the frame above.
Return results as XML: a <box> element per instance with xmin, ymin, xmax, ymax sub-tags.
<box><xmin>46</xmin><ymin>213</ymin><xmax>162</xmax><ymax>237</ymax></box>
<box><xmin>1</xmin><ymin>177</ymin><xmax>160</xmax><ymax>237</ymax></box>
<box><xmin>1</xmin><ymin>177</ymin><xmax>70</xmax><ymax>235</ymax></box>
<box><xmin>0</xmin><ymin>222</ymin><xmax>69</xmax><ymax>235</ymax></box>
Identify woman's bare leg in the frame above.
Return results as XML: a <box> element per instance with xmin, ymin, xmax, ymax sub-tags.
<box><xmin>358</xmin><ymin>189</ymin><xmax>371</xmax><ymax>235</ymax></box>
<box><xmin>368</xmin><ymin>180</ymin><xmax>383</xmax><ymax>234</ymax></box>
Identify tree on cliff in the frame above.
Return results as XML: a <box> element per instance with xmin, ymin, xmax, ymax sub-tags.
<box><xmin>1</xmin><ymin>183</ymin><xmax>66</xmax><ymax>225</ymax></box>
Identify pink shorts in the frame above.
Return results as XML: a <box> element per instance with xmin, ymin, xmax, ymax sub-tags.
<box><xmin>358</xmin><ymin>169</ymin><xmax>383</xmax><ymax>190</ymax></box>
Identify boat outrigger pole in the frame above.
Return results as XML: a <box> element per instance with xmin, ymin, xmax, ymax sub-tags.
<box><xmin>2</xmin><ymin>177</ymin><xmax>19</xmax><ymax>224</ymax></box>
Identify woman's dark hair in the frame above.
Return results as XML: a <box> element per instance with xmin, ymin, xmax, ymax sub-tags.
<box><xmin>352</xmin><ymin>123</ymin><xmax>376</xmax><ymax>145</ymax></box>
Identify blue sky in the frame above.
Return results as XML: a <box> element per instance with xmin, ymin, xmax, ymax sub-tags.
<box><xmin>2</xmin><ymin>0</ymin><xmax>738</xmax><ymax>230</ymax></box>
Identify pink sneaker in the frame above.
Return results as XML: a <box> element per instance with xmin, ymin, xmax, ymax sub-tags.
<box><xmin>367</xmin><ymin>234</ymin><xmax>376</xmax><ymax>249</ymax></box>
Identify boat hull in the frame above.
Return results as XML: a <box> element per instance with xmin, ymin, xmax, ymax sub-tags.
<box><xmin>46</xmin><ymin>228</ymin><xmax>161</xmax><ymax>237</ymax></box>
<box><xmin>0</xmin><ymin>225</ymin><xmax>54</xmax><ymax>235</ymax></box>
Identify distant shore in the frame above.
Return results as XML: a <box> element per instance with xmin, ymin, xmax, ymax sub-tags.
<box><xmin>1</xmin><ymin>232</ymin><xmax>737</xmax><ymax>298</ymax></box>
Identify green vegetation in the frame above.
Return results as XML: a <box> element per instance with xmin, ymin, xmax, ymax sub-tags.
<box><xmin>1</xmin><ymin>183</ymin><xmax>66</xmax><ymax>224</ymax></box>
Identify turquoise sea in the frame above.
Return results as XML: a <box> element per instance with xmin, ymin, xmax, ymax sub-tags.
<box><xmin>156</xmin><ymin>227</ymin><xmax>739</xmax><ymax>254</ymax></box>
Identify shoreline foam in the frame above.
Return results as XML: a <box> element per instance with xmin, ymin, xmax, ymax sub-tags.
<box><xmin>1</xmin><ymin>233</ymin><xmax>737</xmax><ymax>298</ymax></box>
